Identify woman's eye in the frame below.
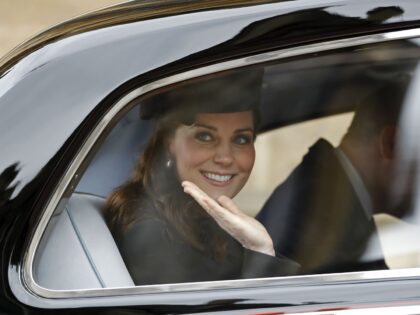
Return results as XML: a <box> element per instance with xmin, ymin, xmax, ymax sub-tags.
<box><xmin>195</xmin><ymin>132</ymin><xmax>213</xmax><ymax>142</ymax></box>
<box><xmin>234</xmin><ymin>135</ymin><xmax>252</xmax><ymax>145</ymax></box>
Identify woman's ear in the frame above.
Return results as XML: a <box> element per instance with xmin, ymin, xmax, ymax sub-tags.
<box><xmin>379</xmin><ymin>125</ymin><xmax>397</xmax><ymax>160</ymax></box>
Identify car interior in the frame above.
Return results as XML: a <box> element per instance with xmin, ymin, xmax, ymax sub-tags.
<box><xmin>32</xmin><ymin>39</ymin><xmax>420</xmax><ymax>290</ymax></box>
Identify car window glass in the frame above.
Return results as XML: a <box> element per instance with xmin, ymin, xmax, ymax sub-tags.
<box><xmin>33</xmin><ymin>38</ymin><xmax>420</xmax><ymax>291</ymax></box>
<box><xmin>236</xmin><ymin>112</ymin><xmax>354</xmax><ymax>215</ymax></box>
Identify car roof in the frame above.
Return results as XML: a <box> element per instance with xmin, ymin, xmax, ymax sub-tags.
<box><xmin>2</xmin><ymin>0</ymin><xmax>420</xmax><ymax>72</ymax></box>
<box><xmin>0</xmin><ymin>0</ymin><xmax>282</xmax><ymax>70</ymax></box>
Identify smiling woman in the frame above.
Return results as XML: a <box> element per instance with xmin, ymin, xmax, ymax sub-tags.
<box><xmin>170</xmin><ymin>111</ymin><xmax>255</xmax><ymax>200</ymax></box>
<box><xmin>104</xmin><ymin>69</ymin><xmax>299</xmax><ymax>285</ymax></box>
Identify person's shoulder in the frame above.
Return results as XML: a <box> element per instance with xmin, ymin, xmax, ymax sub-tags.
<box><xmin>257</xmin><ymin>138</ymin><xmax>339</xmax><ymax>215</ymax></box>
<box><xmin>127</xmin><ymin>216</ymin><xmax>168</xmax><ymax>234</ymax></box>
<box><xmin>302</xmin><ymin>138</ymin><xmax>336</xmax><ymax>164</ymax></box>
<box><xmin>118</xmin><ymin>216</ymin><xmax>174</xmax><ymax>250</ymax></box>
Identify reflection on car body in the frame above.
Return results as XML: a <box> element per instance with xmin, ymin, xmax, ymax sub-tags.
<box><xmin>3</xmin><ymin>0</ymin><xmax>420</xmax><ymax>314</ymax></box>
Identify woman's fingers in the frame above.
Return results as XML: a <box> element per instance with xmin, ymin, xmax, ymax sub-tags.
<box><xmin>217</xmin><ymin>195</ymin><xmax>241</xmax><ymax>215</ymax></box>
<box><xmin>183</xmin><ymin>185</ymin><xmax>212</xmax><ymax>213</ymax></box>
<box><xmin>182</xmin><ymin>181</ymin><xmax>239</xmax><ymax>223</ymax></box>
<box><xmin>182</xmin><ymin>181</ymin><xmax>239</xmax><ymax>214</ymax></box>
<box><xmin>182</xmin><ymin>181</ymin><xmax>255</xmax><ymax>241</ymax></box>
<box><xmin>182</xmin><ymin>181</ymin><xmax>226</xmax><ymax>216</ymax></box>
<box><xmin>182</xmin><ymin>181</ymin><xmax>254</xmax><ymax>231</ymax></box>
<box><xmin>182</xmin><ymin>180</ymin><xmax>275</xmax><ymax>256</ymax></box>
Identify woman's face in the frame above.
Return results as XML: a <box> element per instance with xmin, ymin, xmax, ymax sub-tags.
<box><xmin>169</xmin><ymin>111</ymin><xmax>255</xmax><ymax>200</ymax></box>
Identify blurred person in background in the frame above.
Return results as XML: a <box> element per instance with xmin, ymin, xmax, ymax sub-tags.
<box><xmin>257</xmin><ymin>76</ymin><xmax>412</xmax><ymax>274</ymax></box>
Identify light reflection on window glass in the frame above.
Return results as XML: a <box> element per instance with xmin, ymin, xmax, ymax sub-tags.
<box><xmin>34</xmin><ymin>38</ymin><xmax>420</xmax><ymax>290</ymax></box>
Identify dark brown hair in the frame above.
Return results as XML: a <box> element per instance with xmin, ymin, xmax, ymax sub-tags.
<box><xmin>345</xmin><ymin>76</ymin><xmax>409</xmax><ymax>142</ymax></box>
<box><xmin>105</xmin><ymin>110</ymin><xmax>232</xmax><ymax>259</ymax></box>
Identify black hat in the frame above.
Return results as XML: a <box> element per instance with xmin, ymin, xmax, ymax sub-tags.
<box><xmin>140</xmin><ymin>69</ymin><xmax>263</xmax><ymax>121</ymax></box>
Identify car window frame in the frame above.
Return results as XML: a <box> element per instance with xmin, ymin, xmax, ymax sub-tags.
<box><xmin>10</xmin><ymin>27</ymin><xmax>420</xmax><ymax>308</ymax></box>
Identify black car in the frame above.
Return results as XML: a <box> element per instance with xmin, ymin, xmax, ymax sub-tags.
<box><xmin>2</xmin><ymin>0</ymin><xmax>420</xmax><ymax>314</ymax></box>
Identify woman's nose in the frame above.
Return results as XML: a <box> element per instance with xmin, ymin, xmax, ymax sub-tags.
<box><xmin>213</xmin><ymin>144</ymin><xmax>233</xmax><ymax>166</ymax></box>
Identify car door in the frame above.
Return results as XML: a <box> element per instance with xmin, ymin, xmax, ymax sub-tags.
<box><xmin>4</xmin><ymin>1</ymin><xmax>420</xmax><ymax>314</ymax></box>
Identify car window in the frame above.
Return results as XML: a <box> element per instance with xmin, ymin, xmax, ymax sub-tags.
<box><xmin>236</xmin><ymin>112</ymin><xmax>354</xmax><ymax>215</ymax></box>
<box><xmin>32</xmin><ymin>37</ymin><xmax>420</xmax><ymax>292</ymax></box>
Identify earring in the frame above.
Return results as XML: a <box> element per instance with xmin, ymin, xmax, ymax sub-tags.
<box><xmin>166</xmin><ymin>159</ymin><xmax>173</xmax><ymax>168</ymax></box>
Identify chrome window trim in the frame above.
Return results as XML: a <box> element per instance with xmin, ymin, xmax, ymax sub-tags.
<box><xmin>11</xmin><ymin>27</ymin><xmax>420</xmax><ymax>306</ymax></box>
<box><xmin>291</xmin><ymin>304</ymin><xmax>420</xmax><ymax>315</ymax></box>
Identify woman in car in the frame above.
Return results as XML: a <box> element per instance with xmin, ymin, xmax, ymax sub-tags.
<box><xmin>105</xmin><ymin>70</ymin><xmax>299</xmax><ymax>285</ymax></box>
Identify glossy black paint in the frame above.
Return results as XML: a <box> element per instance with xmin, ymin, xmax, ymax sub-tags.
<box><xmin>2</xmin><ymin>0</ymin><xmax>420</xmax><ymax>313</ymax></box>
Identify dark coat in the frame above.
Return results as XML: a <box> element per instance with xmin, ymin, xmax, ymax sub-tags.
<box><xmin>113</xmin><ymin>212</ymin><xmax>299</xmax><ymax>285</ymax></box>
<box><xmin>257</xmin><ymin>139</ymin><xmax>387</xmax><ymax>274</ymax></box>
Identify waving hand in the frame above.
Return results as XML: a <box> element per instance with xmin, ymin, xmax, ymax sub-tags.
<box><xmin>182</xmin><ymin>181</ymin><xmax>275</xmax><ymax>257</ymax></box>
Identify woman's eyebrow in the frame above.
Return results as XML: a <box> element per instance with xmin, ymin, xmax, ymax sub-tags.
<box><xmin>192</xmin><ymin>124</ymin><xmax>254</xmax><ymax>133</ymax></box>
<box><xmin>192</xmin><ymin>123</ymin><xmax>217</xmax><ymax>131</ymax></box>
